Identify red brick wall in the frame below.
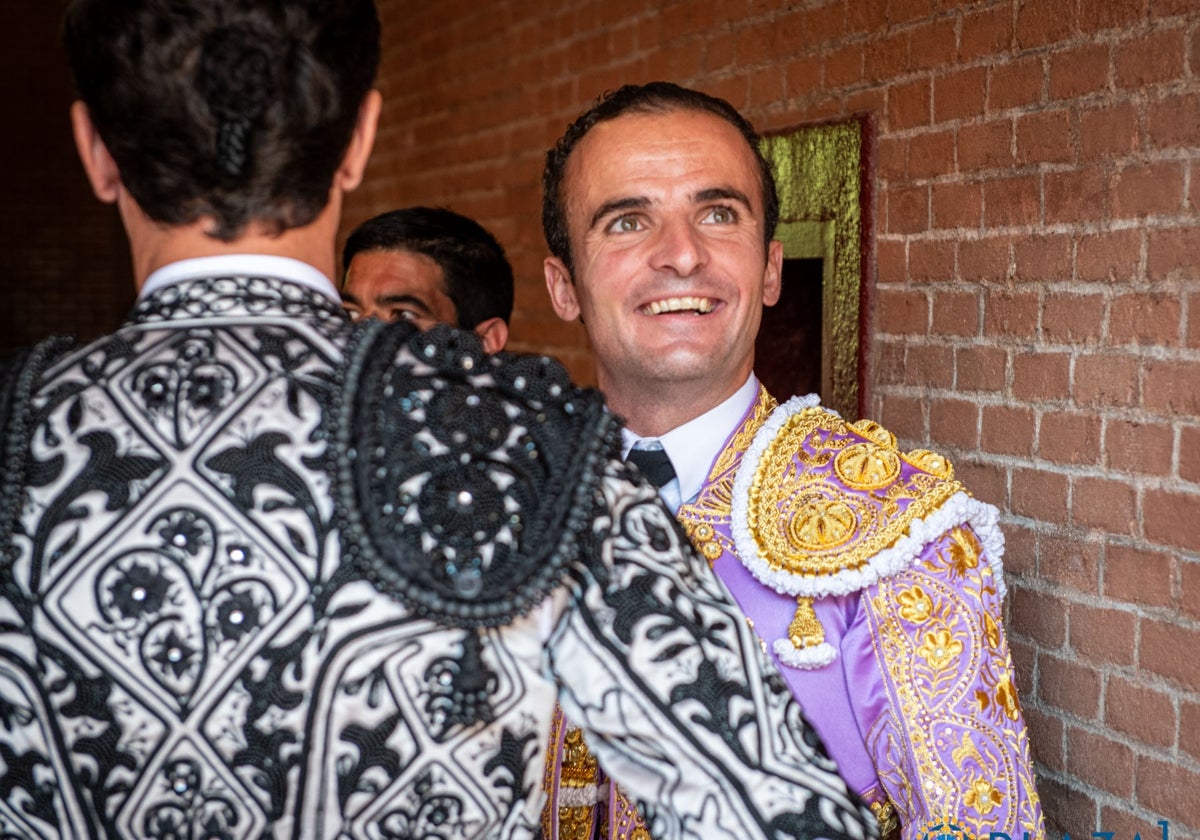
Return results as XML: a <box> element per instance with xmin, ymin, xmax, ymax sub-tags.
<box><xmin>359</xmin><ymin>1</ymin><xmax>1200</xmax><ymax>836</ymax></box>
<box><xmin>7</xmin><ymin>1</ymin><xmax>1197</xmax><ymax>834</ymax></box>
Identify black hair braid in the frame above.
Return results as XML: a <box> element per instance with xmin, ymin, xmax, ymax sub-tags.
<box><xmin>199</xmin><ymin>26</ymin><xmax>281</xmax><ymax>178</ymax></box>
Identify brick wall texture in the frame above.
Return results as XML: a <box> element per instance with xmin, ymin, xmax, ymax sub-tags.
<box><xmin>7</xmin><ymin>0</ymin><xmax>1199</xmax><ymax>836</ymax></box>
<box><xmin>359</xmin><ymin>1</ymin><xmax>1200</xmax><ymax>836</ymax></box>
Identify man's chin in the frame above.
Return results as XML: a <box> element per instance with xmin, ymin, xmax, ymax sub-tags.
<box><xmin>633</xmin><ymin>352</ymin><xmax>721</xmax><ymax>385</ymax></box>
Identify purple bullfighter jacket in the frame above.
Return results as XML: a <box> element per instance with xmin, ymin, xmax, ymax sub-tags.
<box><xmin>542</xmin><ymin>386</ymin><xmax>1044</xmax><ymax>840</ymax></box>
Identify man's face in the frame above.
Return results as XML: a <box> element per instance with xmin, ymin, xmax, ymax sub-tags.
<box><xmin>342</xmin><ymin>249</ymin><xmax>458</xmax><ymax>329</ymax></box>
<box><xmin>544</xmin><ymin>108</ymin><xmax>782</xmax><ymax>397</ymax></box>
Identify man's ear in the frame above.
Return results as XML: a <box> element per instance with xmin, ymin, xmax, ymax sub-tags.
<box><xmin>335</xmin><ymin>89</ymin><xmax>382</xmax><ymax>193</ymax></box>
<box><xmin>473</xmin><ymin>317</ymin><xmax>509</xmax><ymax>354</ymax></box>
<box><xmin>71</xmin><ymin>101</ymin><xmax>122</xmax><ymax>204</ymax></box>
<box><xmin>763</xmin><ymin>239</ymin><xmax>783</xmax><ymax>307</ymax></box>
<box><xmin>544</xmin><ymin>257</ymin><xmax>581</xmax><ymax>322</ymax></box>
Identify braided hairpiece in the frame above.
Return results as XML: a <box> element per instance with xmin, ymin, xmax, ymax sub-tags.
<box><xmin>198</xmin><ymin>26</ymin><xmax>283</xmax><ymax>178</ymax></box>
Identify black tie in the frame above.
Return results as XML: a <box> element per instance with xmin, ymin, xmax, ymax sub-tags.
<box><xmin>627</xmin><ymin>446</ymin><xmax>677</xmax><ymax>488</ymax></box>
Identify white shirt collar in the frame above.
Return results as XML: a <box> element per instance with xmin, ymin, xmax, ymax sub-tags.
<box><xmin>621</xmin><ymin>374</ymin><xmax>759</xmax><ymax>509</ymax></box>
<box><xmin>138</xmin><ymin>254</ymin><xmax>340</xmax><ymax>303</ymax></box>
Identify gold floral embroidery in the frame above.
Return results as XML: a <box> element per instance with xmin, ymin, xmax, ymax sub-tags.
<box><xmin>745</xmin><ymin>408</ymin><xmax>963</xmax><ymax>579</ymax></box>
<box><xmin>945</xmin><ymin>527</ymin><xmax>982</xmax><ymax>576</ymax></box>
<box><xmin>994</xmin><ymin>671</ymin><xmax>1021</xmax><ymax>721</ymax></box>
<box><xmin>850</xmin><ymin>419</ymin><xmax>897</xmax><ymax>449</ymax></box>
<box><xmin>897</xmin><ymin>585</ymin><xmax>933</xmax><ymax>624</ymax></box>
<box><xmin>905</xmin><ymin>448</ymin><xmax>954</xmax><ymax>479</ymax></box>
<box><xmin>917</xmin><ymin>628</ymin><xmax>963</xmax><ymax>671</ymax></box>
<box><xmin>787</xmin><ymin>499</ymin><xmax>857</xmax><ymax>549</ymax></box>
<box><xmin>834</xmin><ymin>442</ymin><xmax>902</xmax><ymax>490</ymax></box>
<box><xmin>678</xmin><ymin>387</ymin><xmax>1041</xmax><ymax>836</ymax></box>
<box><xmin>866</xmin><ymin>532</ymin><xmax>1044</xmax><ymax>839</ymax></box>
<box><xmin>951</xmin><ymin>731</ymin><xmax>984</xmax><ymax>768</ymax></box>
<box><xmin>964</xmin><ymin>777</ymin><xmax>1003</xmax><ymax>815</ymax></box>
<box><xmin>982</xmin><ymin>610</ymin><xmax>1000</xmax><ymax>649</ymax></box>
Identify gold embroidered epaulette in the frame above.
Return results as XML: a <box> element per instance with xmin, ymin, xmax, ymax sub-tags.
<box><xmin>729</xmin><ymin>397</ymin><xmax>1006</xmax><ymax>668</ymax></box>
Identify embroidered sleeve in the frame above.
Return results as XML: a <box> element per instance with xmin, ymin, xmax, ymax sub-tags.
<box><xmin>546</xmin><ymin>464</ymin><xmax>876</xmax><ymax>840</ymax></box>
<box><xmin>861</xmin><ymin>523</ymin><xmax>1044</xmax><ymax>839</ymax></box>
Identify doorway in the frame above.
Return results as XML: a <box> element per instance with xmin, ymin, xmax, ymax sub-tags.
<box><xmin>757</xmin><ymin>119</ymin><xmax>868</xmax><ymax>420</ymax></box>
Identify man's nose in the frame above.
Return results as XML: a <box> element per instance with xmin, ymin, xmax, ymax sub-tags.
<box><xmin>649</xmin><ymin>217</ymin><xmax>708</xmax><ymax>277</ymax></box>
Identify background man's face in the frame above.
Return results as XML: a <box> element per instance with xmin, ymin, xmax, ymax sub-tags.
<box><xmin>342</xmin><ymin>249</ymin><xmax>458</xmax><ymax>329</ymax></box>
<box><xmin>545</xmin><ymin>108</ymin><xmax>782</xmax><ymax>396</ymax></box>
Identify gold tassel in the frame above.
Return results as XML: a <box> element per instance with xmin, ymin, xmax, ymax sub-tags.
<box><xmin>787</xmin><ymin>596</ymin><xmax>826</xmax><ymax>650</ymax></box>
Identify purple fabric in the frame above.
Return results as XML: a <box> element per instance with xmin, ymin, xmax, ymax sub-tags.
<box><xmin>695</xmin><ymin>391</ymin><xmax>1044</xmax><ymax>838</ymax></box>
<box><xmin>695</xmin><ymin>393</ymin><xmax>888</xmax><ymax>802</ymax></box>
<box><xmin>712</xmin><ymin>540</ymin><xmax>884</xmax><ymax>801</ymax></box>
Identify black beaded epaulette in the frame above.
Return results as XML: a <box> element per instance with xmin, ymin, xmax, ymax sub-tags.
<box><xmin>330</xmin><ymin>321</ymin><xmax>619</xmax><ymax>628</ymax></box>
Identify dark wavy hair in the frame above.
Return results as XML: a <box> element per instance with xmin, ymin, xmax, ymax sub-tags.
<box><xmin>63</xmin><ymin>0</ymin><xmax>380</xmax><ymax>242</ymax></box>
<box><xmin>343</xmin><ymin>207</ymin><xmax>515</xmax><ymax>329</ymax></box>
<box><xmin>542</xmin><ymin>81</ymin><xmax>780</xmax><ymax>276</ymax></box>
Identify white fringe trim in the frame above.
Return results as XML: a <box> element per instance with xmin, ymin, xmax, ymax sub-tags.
<box><xmin>773</xmin><ymin>639</ymin><xmax>838</xmax><ymax>670</ymax></box>
<box><xmin>730</xmin><ymin>398</ymin><xmax>1007</xmax><ymax>600</ymax></box>
<box><xmin>556</xmin><ymin>784</ymin><xmax>605</xmax><ymax>807</ymax></box>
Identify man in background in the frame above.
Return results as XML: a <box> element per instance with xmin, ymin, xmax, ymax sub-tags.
<box><xmin>342</xmin><ymin>205</ymin><xmax>512</xmax><ymax>352</ymax></box>
<box><xmin>541</xmin><ymin>81</ymin><xmax>1044</xmax><ymax>840</ymax></box>
<box><xmin>0</xmin><ymin>4</ymin><xmax>873</xmax><ymax>837</ymax></box>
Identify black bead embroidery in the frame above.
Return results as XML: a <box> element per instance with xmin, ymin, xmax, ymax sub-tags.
<box><xmin>130</xmin><ymin>275</ymin><xmax>352</xmax><ymax>343</ymax></box>
<box><xmin>330</xmin><ymin>321</ymin><xmax>618</xmax><ymax>628</ymax></box>
<box><xmin>0</xmin><ymin>336</ymin><xmax>75</xmax><ymax>576</ymax></box>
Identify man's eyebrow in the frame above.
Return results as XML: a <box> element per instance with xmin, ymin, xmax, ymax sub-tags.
<box><xmin>340</xmin><ymin>290</ymin><xmax>361</xmax><ymax>305</ymax></box>
<box><xmin>695</xmin><ymin>186</ymin><xmax>753</xmax><ymax>208</ymax></box>
<box><xmin>377</xmin><ymin>293</ymin><xmax>436</xmax><ymax>315</ymax></box>
<box><xmin>589</xmin><ymin>196</ymin><xmax>650</xmax><ymax>231</ymax></box>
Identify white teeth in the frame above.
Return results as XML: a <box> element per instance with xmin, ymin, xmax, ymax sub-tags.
<box><xmin>642</xmin><ymin>296</ymin><xmax>716</xmax><ymax>315</ymax></box>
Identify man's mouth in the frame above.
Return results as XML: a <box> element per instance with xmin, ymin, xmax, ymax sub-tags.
<box><xmin>640</xmin><ymin>296</ymin><xmax>717</xmax><ymax>315</ymax></box>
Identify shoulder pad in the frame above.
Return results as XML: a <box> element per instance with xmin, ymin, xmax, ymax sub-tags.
<box><xmin>331</xmin><ymin>322</ymin><xmax>619</xmax><ymax>627</ymax></box>
<box><xmin>730</xmin><ymin>397</ymin><xmax>1000</xmax><ymax>598</ymax></box>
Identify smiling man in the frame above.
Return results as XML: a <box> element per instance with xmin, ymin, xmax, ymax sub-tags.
<box><xmin>541</xmin><ymin>82</ymin><xmax>1044</xmax><ymax>840</ymax></box>
<box><xmin>341</xmin><ymin>205</ymin><xmax>512</xmax><ymax>352</ymax></box>
<box><xmin>0</xmin><ymin>8</ymin><xmax>876</xmax><ymax>834</ymax></box>
<box><xmin>544</xmin><ymin>101</ymin><xmax>780</xmax><ymax>443</ymax></box>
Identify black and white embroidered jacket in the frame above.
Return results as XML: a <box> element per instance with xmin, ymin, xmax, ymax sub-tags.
<box><xmin>0</xmin><ymin>275</ymin><xmax>873</xmax><ymax>839</ymax></box>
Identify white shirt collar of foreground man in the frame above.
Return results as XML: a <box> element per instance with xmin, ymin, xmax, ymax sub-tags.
<box><xmin>620</xmin><ymin>374</ymin><xmax>758</xmax><ymax>512</ymax></box>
